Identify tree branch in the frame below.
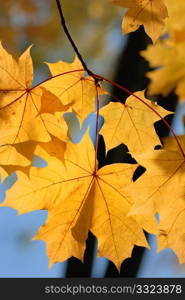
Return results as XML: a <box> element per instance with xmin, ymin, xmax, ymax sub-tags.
<box><xmin>55</xmin><ymin>0</ymin><xmax>100</xmax><ymax>84</ymax></box>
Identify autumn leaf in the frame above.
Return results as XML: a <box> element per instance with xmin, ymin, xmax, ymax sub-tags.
<box><xmin>140</xmin><ymin>0</ymin><xmax>185</xmax><ymax>103</ymax></box>
<box><xmin>112</xmin><ymin>0</ymin><xmax>168</xmax><ymax>43</ymax></box>
<box><xmin>157</xmin><ymin>195</ymin><xmax>185</xmax><ymax>264</ymax></box>
<box><xmin>0</xmin><ymin>144</ymin><xmax>30</xmax><ymax>168</ymax></box>
<box><xmin>127</xmin><ymin>135</ymin><xmax>185</xmax><ymax>262</ymax></box>
<box><xmin>1</xmin><ymin>133</ymin><xmax>152</xmax><ymax>270</ymax></box>
<box><xmin>2</xmin><ymin>136</ymin><xmax>66</xmax><ymax>176</ymax></box>
<box><xmin>0</xmin><ymin>43</ymin><xmax>69</xmax><ymax>167</ymax></box>
<box><xmin>162</xmin><ymin>135</ymin><xmax>185</xmax><ymax>151</ymax></box>
<box><xmin>39</xmin><ymin>89</ymin><xmax>68</xmax><ymax>115</ymax></box>
<box><xmin>0</xmin><ymin>43</ymin><xmax>45</xmax><ymax>162</ymax></box>
<box><xmin>42</xmin><ymin>56</ymin><xmax>106</xmax><ymax>122</ymax></box>
<box><xmin>40</xmin><ymin>111</ymin><xmax>69</xmax><ymax>142</ymax></box>
<box><xmin>100</xmin><ymin>90</ymin><xmax>172</xmax><ymax>154</ymax></box>
<box><xmin>0</xmin><ymin>167</ymin><xmax>10</xmax><ymax>182</ymax></box>
<box><xmin>141</xmin><ymin>40</ymin><xmax>185</xmax><ymax>102</ymax></box>
<box><xmin>165</xmin><ymin>0</ymin><xmax>185</xmax><ymax>42</ymax></box>
<box><xmin>0</xmin><ymin>43</ymin><xmax>49</xmax><ymax>143</ymax></box>
<box><xmin>129</xmin><ymin>136</ymin><xmax>185</xmax><ymax>215</ymax></box>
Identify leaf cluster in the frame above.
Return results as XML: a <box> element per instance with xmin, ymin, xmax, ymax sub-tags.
<box><xmin>0</xmin><ymin>0</ymin><xmax>184</xmax><ymax>271</ymax></box>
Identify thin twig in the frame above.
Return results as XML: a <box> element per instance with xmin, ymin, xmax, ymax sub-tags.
<box><xmin>55</xmin><ymin>0</ymin><xmax>102</xmax><ymax>171</ymax></box>
<box><xmin>55</xmin><ymin>0</ymin><xmax>100</xmax><ymax>84</ymax></box>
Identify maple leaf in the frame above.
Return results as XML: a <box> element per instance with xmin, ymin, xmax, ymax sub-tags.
<box><xmin>40</xmin><ymin>109</ymin><xmax>71</xmax><ymax>142</ymax></box>
<box><xmin>1</xmin><ymin>133</ymin><xmax>153</xmax><ymax>270</ymax></box>
<box><xmin>42</xmin><ymin>56</ymin><xmax>106</xmax><ymax>122</ymax></box>
<box><xmin>157</xmin><ymin>196</ymin><xmax>185</xmax><ymax>264</ymax></box>
<box><xmin>112</xmin><ymin>0</ymin><xmax>168</xmax><ymax>43</ymax></box>
<box><xmin>100</xmin><ymin>90</ymin><xmax>172</xmax><ymax>154</ymax></box>
<box><xmin>162</xmin><ymin>135</ymin><xmax>185</xmax><ymax>151</ymax></box>
<box><xmin>129</xmin><ymin>136</ymin><xmax>185</xmax><ymax>215</ymax></box>
<box><xmin>2</xmin><ymin>136</ymin><xmax>66</xmax><ymax>176</ymax></box>
<box><xmin>127</xmin><ymin>135</ymin><xmax>185</xmax><ymax>262</ymax></box>
<box><xmin>39</xmin><ymin>89</ymin><xmax>68</xmax><ymax>115</ymax></box>
<box><xmin>0</xmin><ymin>144</ymin><xmax>30</xmax><ymax>168</ymax></box>
<box><xmin>165</xmin><ymin>0</ymin><xmax>185</xmax><ymax>42</ymax></box>
<box><xmin>141</xmin><ymin>40</ymin><xmax>185</xmax><ymax>102</ymax></box>
<box><xmin>0</xmin><ymin>43</ymin><xmax>49</xmax><ymax>144</ymax></box>
<box><xmin>0</xmin><ymin>167</ymin><xmax>9</xmax><ymax>182</ymax></box>
<box><xmin>0</xmin><ymin>43</ymin><xmax>69</xmax><ymax>167</ymax></box>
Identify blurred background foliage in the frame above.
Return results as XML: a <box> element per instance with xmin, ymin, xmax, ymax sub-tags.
<box><xmin>0</xmin><ymin>0</ymin><xmax>124</xmax><ymax>79</ymax></box>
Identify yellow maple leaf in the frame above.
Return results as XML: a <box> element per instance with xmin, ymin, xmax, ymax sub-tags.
<box><xmin>129</xmin><ymin>137</ymin><xmax>185</xmax><ymax>215</ymax></box>
<box><xmin>162</xmin><ymin>135</ymin><xmax>185</xmax><ymax>151</ymax></box>
<box><xmin>165</xmin><ymin>0</ymin><xmax>185</xmax><ymax>42</ymax></box>
<box><xmin>2</xmin><ymin>136</ymin><xmax>66</xmax><ymax>176</ymax></box>
<box><xmin>42</xmin><ymin>56</ymin><xmax>106</xmax><ymax>122</ymax></box>
<box><xmin>157</xmin><ymin>196</ymin><xmax>185</xmax><ymax>264</ymax></box>
<box><xmin>0</xmin><ymin>167</ymin><xmax>9</xmax><ymax>182</ymax></box>
<box><xmin>127</xmin><ymin>135</ymin><xmax>185</xmax><ymax>262</ymax></box>
<box><xmin>39</xmin><ymin>89</ymin><xmax>68</xmax><ymax>115</ymax></box>
<box><xmin>141</xmin><ymin>40</ymin><xmax>185</xmax><ymax>102</ymax></box>
<box><xmin>1</xmin><ymin>133</ymin><xmax>153</xmax><ymax>270</ymax></box>
<box><xmin>112</xmin><ymin>0</ymin><xmax>168</xmax><ymax>43</ymax></box>
<box><xmin>100</xmin><ymin>90</ymin><xmax>172</xmax><ymax>154</ymax></box>
<box><xmin>40</xmin><ymin>112</ymin><xmax>69</xmax><ymax>141</ymax></box>
<box><xmin>0</xmin><ymin>144</ymin><xmax>30</xmax><ymax>168</ymax></box>
<box><xmin>0</xmin><ymin>43</ymin><xmax>69</xmax><ymax>167</ymax></box>
<box><xmin>0</xmin><ymin>43</ymin><xmax>49</xmax><ymax>144</ymax></box>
